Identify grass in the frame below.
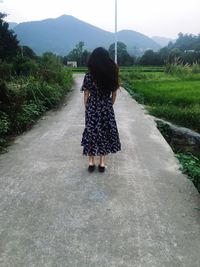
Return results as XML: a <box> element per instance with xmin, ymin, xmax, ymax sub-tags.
<box><xmin>121</xmin><ymin>69</ymin><xmax>200</xmax><ymax>133</ymax></box>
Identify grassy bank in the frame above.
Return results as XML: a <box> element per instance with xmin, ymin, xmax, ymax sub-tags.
<box><xmin>0</xmin><ymin>56</ymin><xmax>73</xmax><ymax>152</ymax></box>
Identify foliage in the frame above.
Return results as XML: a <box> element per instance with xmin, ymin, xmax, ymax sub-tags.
<box><xmin>12</xmin><ymin>55</ymin><xmax>39</xmax><ymax>76</ymax></box>
<box><xmin>0</xmin><ymin>111</ymin><xmax>10</xmax><ymax>135</ymax></box>
<box><xmin>0</xmin><ymin>68</ymin><xmax>72</xmax><ymax>138</ymax></box>
<box><xmin>0</xmin><ymin>15</ymin><xmax>73</xmax><ymax>152</ymax></box>
<box><xmin>164</xmin><ymin>60</ymin><xmax>200</xmax><ymax>76</ymax></box>
<box><xmin>109</xmin><ymin>42</ymin><xmax>134</xmax><ymax>66</ymax></box>
<box><xmin>0</xmin><ymin>13</ymin><xmax>19</xmax><ymax>61</ymax></box>
<box><xmin>0</xmin><ymin>56</ymin><xmax>73</xmax><ymax>150</ymax></box>
<box><xmin>139</xmin><ymin>50</ymin><xmax>163</xmax><ymax>66</ymax></box>
<box><xmin>65</xmin><ymin>41</ymin><xmax>90</xmax><ymax>66</ymax></box>
<box><xmin>63</xmin><ymin>33</ymin><xmax>198</xmax><ymax>67</ymax></box>
<box><xmin>136</xmin><ymin>33</ymin><xmax>200</xmax><ymax>66</ymax></box>
<box><xmin>38</xmin><ymin>52</ymin><xmax>65</xmax><ymax>84</ymax></box>
<box><xmin>0</xmin><ymin>62</ymin><xmax>13</xmax><ymax>80</ymax></box>
<box><xmin>176</xmin><ymin>153</ymin><xmax>200</xmax><ymax>192</ymax></box>
<box><xmin>20</xmin><ymin>46</ymin><xmax>37</xmax><ymax>58</ymax></box>
<box><xmin>170</xmin><ymin>32</ymin><xmax>200</xmax><ymax>52</ymax></box>
<box><xmin>0</xmin><ymin>106</ymin><xmax>11</xmax><ymax>148</ymax></box>
<box><xmin>14</xmin><ymin>102</ymin><xmax>42</xmax><ymax>131</ymax></box>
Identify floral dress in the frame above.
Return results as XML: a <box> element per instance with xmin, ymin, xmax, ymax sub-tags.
<box><xmin>81</xmin><ymin>73</ymin><xmax>121</xmax><ymax>156</ymax></box>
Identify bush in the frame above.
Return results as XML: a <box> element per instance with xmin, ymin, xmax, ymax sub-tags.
<box><xmin>164</xmin><ymin>60</ymin><xmax>191</xmax><ymax>76</ymax></box>
<box><xmin>0</xmin><ymin>111</ymin><xmax>11</xmax><ymax>135</ymax></box>
<box><xmin>176</xmin><ymin>153</ymin><xmax>200</xmax><ymax>193</ymax></box>
<box><xmin>13</xmin><ymin>55</ymin><xmax>38</xmax><ymax>76</ymax></box>
<box><xmin>164</xmin><ymin>59</ymin><xmax>200</xmax><ymax>77</ymax></box>
<box><xmin>0</xmin><ymin>69</ymin><xmax>72</xmax><ymax>137</ymax></box>
<box><xmin>13</xmin><ymin>102</ymin><xmax>42</xmax><ymax>132</ymax></box>
<box><xmin>191</xmin><ymin>63</ymin><xmax>200</xmax><ymax>74</ymax></box>
<box><xmin>0</xmin><ymin>62</ymin><xmax>13</xmax><ymax>80</ymax></box>
<box><xmin>0</xmin><ymin>52</ymin><xmax>73</xmax><ymax>152</ymax></box>
<box><xmin>0</xmin><ymin>111</ymin><xmax>11</xmax><ymax>147</ymax></box>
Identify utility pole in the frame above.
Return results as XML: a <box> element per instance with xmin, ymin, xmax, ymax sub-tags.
<box><xmin>115</xmin><ymin>0</ymin><xmax>118</xmax><ymax>64</ymax></box>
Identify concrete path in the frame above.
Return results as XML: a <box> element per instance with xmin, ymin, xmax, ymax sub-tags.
<box><xmin>0</xmin><ymin>74</ymin><xmax>199</xmax><ymax>267</ymax></box>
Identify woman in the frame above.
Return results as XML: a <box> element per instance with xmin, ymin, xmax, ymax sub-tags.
<box><xmin>81</xmin><ymin>47</ymin><xmax>121</xmax><ymax>172</ymax></box>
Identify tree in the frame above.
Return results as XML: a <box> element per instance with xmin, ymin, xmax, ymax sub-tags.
<box><xmin>13</xmin><ymin>55</ymin><xmax>38</xmax><ymax>76</ymax></box>
<box><xmin>109</xmin><ymin>42</ymin><xmax>134</xmax><ymax>66</ymax></box>
<box><xmin>183</xmin><ymin>51</ymin><xmax>200</xmax><ymax>64</ymax></box>
<box><xmin>167</xmin><ymin>33</ymin><xmax>200</xmax><ymax>52</ymax></box>
<box><xmin>139</xmin><ymin>50</ymin><xmax>163</xmax><ymax>66</ymax></box>
<box><xmin>0</xmin><ymin>13</ymin><xmax>19</xmax><ymax>61</ymax></box>
<box><xmin>82</xmin><ymin>50</ymin><xmax>91</xmax><ymax>66</ymax></box>
<box><xmin>158</xmin><ymin>47</ymin><xmax>170</xmax><ymax>62</ymax></box>
<box><xmin>169</xmin><ymin>48</ymin><xmax>183</xmax><ymax>62</ymax></box>
<box><xmin>21</xmin><ymin>46</ymin><xmax>37</xmax><ymax>59</ymax></box>
<box><xmin>158</xmin><ymin>33</ymin><xmax>200</xmax><ymax>64</ymax></box>
<box><xmin>67</xmin><ymin>41</ymin><xmax>88</xmax><ymax>66</ymax></box>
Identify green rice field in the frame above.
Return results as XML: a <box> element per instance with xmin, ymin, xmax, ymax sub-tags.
<box><xmin>121</xmin><ymin>69</ymin><xmax>200</xmax><ymax>133</ymax></box>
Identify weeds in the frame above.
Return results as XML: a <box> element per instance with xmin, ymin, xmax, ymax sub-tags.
<box><xmin>176</xmin><ymin>153</ymin><xmax>200</xmax><ymax>193</ymax></box>
<box><xmin>164</xmin><ymin>58</ymin><xmax>200</xmax><ymax>77</ymax></box>
<box><xmin>0</xmin><ymin>56</ymin><xmax>73</xmax><ymax>151</ymax></box>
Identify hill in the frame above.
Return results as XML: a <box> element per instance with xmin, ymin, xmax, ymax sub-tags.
<box><xmin>8</xmin><ymin>22</ymin><xmax>18</xmax><ymax>30</ymax></box>
<box><xmin>152</xmin><ymin>36</ymin><xmax>175</xmax><ymax>47</ymax></box>
<box><xmin>13</xmin><ymin>15</ymin><xmax>161</xmax><ymax>56</ymax></box>
<box><xmin>167</xmin><ymin>33</ymin><xmax>200</xmax><ymax>51</ymax></box>
<box><xmin>118</xmin><ymin>30</ymin><xmax>160</xmax><ymax>55</ymax></box>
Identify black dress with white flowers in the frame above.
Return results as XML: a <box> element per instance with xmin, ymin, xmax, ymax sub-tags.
<box><xmin>81</xmin><ymin>73</ymin><xmax>121</xmax><ymax>156</ymax></box>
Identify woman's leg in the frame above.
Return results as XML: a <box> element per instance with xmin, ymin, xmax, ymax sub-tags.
<box><xmin>99</xmin><ymin>155</ymin><xmax>105</xmax><ymax>167</ymax></box>
<box><xmin>89</xmin><ymin>155</ymin><xmax>95</xmax><ymax>166</ymax></box>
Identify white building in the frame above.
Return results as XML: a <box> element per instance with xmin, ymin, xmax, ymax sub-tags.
<box><xmin>67</xmin><ymin>61</ymin><xmax>77</xmax><ymax>68</ymax></box>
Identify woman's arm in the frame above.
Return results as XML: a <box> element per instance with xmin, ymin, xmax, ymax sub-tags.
<box><xmin>111</xmin><ymin>90</ymin><xmax>117</xmax><ymax>105</ymax></box>
<box><xmin>84</xmin><ymin>89</ymin><xmax>90</xmax><ymax>107</ymax></box>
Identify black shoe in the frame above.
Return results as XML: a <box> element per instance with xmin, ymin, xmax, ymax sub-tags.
<box><xmin>88</xmin><ymin>165</ymin><xmax>95</xmax><ymax>172</ymax></box>
<box><xmin>98</xmin><ymin>165</ymin><xmax>105</xmax><ymax>173</ymax></box>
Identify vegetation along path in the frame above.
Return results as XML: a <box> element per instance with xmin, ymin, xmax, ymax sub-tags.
<box><xmin>0</xmin><ymin>74</ymin><xmax>200</xmax><ymax>267</ymax></box>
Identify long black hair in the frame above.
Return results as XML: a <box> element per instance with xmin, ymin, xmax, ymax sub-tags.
<box><xmin>88</xmin><ymin>47</ymin><xmax>119</xmax><ymax>93</ymax></box>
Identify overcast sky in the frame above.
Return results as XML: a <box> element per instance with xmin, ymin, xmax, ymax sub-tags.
<box><xmin>1</xmin><ymin>0</ymin><xmax>200</xmax><ymax>38</ymax></box>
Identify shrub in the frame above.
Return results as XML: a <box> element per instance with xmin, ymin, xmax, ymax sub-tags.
<box><xmin>13</xmin><ymin>55</ymin><xmax>39</xmax><ymax>76</ymax></box>
<box><xmin>176</xmin><ymin>153</ymin><xmax>200</xmax><ymax>193</ymax></box>
<box><xmin>0</xmin><ymin>62</ymin><xmax>13</xmax><ymax>80</ymax></box>
<box><xmin>13</xmin><ymin>102</ymin><xmax>42</xmax><ymax>132</ymax></box>
<box><xmin>0</xmin><ymin>52</ymin><xmax>73</xmax><ymax>152</ymax></box>
<box><xmin>191</xmin><ymin>63</ymin><xmax>200</xmax><ymax>74</ymax></box>
<box><xmin>0</xmin><ymin>111</ymin><xmax>11</xmax><ymax>135</ymax></box>
<box><xmin>164</xmin><ymin>60</ymin><xmax>191</xmax><ymax>76</ymax></box>
<box><xmin>164</xmin><ymin>59</ymin><xmax>200</xmax><ymax>77</ymax></box>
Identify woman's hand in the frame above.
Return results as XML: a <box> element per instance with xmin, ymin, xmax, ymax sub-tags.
<box><xmin>84</xmin><ymin>89</ymin><xmax>90</xmax><ymax>108</ymax></box>
<box><xmin>112</xmin><ymin>91</ymin><xmax>117</xmax><ymax>105</ymax></box>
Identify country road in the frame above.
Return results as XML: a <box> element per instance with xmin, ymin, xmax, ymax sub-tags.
<box><xmin>0</xmin><ymin>74</ymin><xmax>199</xmax><ymax>267</ymax></box>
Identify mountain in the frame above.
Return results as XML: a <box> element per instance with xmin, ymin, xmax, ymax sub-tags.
<box><xmin>13</xmin><ymin>15</ymin><xmax>161</xmax><ymax>56</ymax></box>
<box><xmin>152</xmin><ymin>36</ymin><xmax>175</xmax><ymax>47</ymax></box>
<box><xmin>8</xmin><ymin>22</ymin><xmax>18</xmax><ymax>30</ymax></box>
<box><xmin>118</xmin><ymin>30</ymin><xmax>160</xmax><ymax>55</ymax></box>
